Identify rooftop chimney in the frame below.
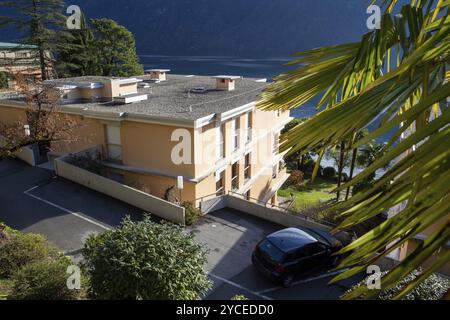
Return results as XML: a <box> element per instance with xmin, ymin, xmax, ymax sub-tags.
<box><xmin>145</xmin><ymin>69</ymin><xmax>170</xmax><ymax>82</ymax></box>
<box><xmin>212</xmin><ymin>75</ymin><xmax>241</xmax><ymax>91</ymax></box>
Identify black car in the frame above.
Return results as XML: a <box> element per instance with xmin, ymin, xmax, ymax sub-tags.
<box><xmin>252</xmin><ymin>226</ymin><xmax>350</xmax><ymax>287</ymax></box>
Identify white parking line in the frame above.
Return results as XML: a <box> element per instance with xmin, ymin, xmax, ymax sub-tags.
<box><xmin>209</xmin><ymin>273</ymin><xmax>273</xmax><ymax>300</ymax></box>
<box><xmin>256</xmin><ymin>269</ymin><xmax>347</xmax><ymax>295</ymax></box>
<box><xmin>23</xmin><ymin>186</ymin><xmax>111</xmax><ymax>231</ymax></box>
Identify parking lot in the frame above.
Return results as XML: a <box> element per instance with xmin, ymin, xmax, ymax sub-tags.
<box><xmin>191</xmin><ymin>208</ymin><xmax>362</xmax><ymax>300</ymax></box>
<box><xmin>0</xmin><ymin>158</ymin><xmax>362</xmax><ymax>299</ymax></box>
<box><xmin>0</xmin><ymin>158</ymin><xmax>144</xmax><ymax>260</ymax></box>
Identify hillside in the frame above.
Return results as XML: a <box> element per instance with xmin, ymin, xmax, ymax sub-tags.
<box><xmin>0</xmin><ymin>0</ymin><xmax>371</xmax><ymax>56</ymax></box>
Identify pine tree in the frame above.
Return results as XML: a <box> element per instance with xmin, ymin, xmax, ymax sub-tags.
<box><xmin>91</xmin><ymin>19</ymin><xmax>144</xmax><ymax>77</ymax></box>
<box><xmin>0</xmin><ymin>0</ymin><xmax>68</xmax><ymax>80</ymax></box>
<box><xmin>55</xmin><ymin>13</ymin><xmax>98</xmax><ymax>78</ymax></box>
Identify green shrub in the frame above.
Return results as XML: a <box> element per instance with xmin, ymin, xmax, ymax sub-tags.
<box><xmin>379</xmin><ymin>270</ymin><xmax>450</xmax><ymax>300</ymax></box>
<box><xmin>10</xmin><ymin>257</ymin><xmax>81</xmax><ymax>300</ymax></box>
<box><xmin>231</xmin><ymin>294</ymin><xmax>249</xmax><ymax>300</ymax></box>
<box><xmin>182</xmin><ymin>201</ymin><xmax>202</xmax><ymax>226</ymax></box>
<box><xmin>352</xmin><ymin>180</ymin><xmax>374</xmax><ymax>195</ymax></box>
<box><xmin>0</xmin><ymin>232</ymin><xmax>60</xmax><ymax>278</ymax></box>
<box><xmin>66</xmin><ymin>153</ymin><xmax>105</xmax><ymax>175</ymax></box>
<box><xmin>0</xmin><ymin>72</ymin><xmax>9</xmax><ymax>89</ymax></box>
<box><xmin>322</xmin><ymin>167</ymin><xmax>337</xmax><ymax>180</ymax></box>
<box><xmin>300</xmin><ymin>159</ymin><xmax>316</xmax><ymax>175</ymax></box>
<box><xmin>347</xmin><ymin>268</ymin><xmax>450</xmax><ymax>300</ymax></box>
<box><xmin>82</xmin><ymin>216</ymin><xmax>212</xmax><ymax>300</ymax></box>
<box><xmin>289</xmin><ymin>170</ymin><xmax>304</xmax><ymax>188</ymax></box>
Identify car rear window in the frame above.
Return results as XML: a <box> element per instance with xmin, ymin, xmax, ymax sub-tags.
<box><xmin>258</xmin><ymin>239</ymin><xmax>285</xmax><ymax>263</ymax></box>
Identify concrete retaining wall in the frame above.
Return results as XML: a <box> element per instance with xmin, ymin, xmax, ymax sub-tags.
<box><xmin>14</xmin><ymin>145</ymin><xmax>36</xmax><ymax>166</ymax></box>
<box><xmin>200</xmin><ymin>195</ymin><xmax>228</xmax><ymax>215</ymax></box>
<box><xmin>202</xmin><ymin>195</ymin><xmax>332</xmax><ymax>231</ymax></box>
<box><xmin>54</xmin><ymin>147</ymin><xmax>185</xmax><ymax>225</ymax></box>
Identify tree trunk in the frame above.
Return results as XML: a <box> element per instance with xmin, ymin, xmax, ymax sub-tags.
<box><xmin>38</xmin><ymin>47</ymin><xmax>47</xmax><ymax>80</ymax></box>
<box><xmin>336</xmin><ymin>141</ymin><xmax>345</xmax><ymax>201</ymax></box>
<box><xmin>32</xmin><ymin>0</ymin><xmax>48</xmax><ymax>80</ymax></box>
<box><xmin>346</xmin><ymin>148</ymin><xmax>358</xmax><ymax>200</ymax></box>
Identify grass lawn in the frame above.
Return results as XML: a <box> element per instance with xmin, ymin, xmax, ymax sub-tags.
<box><xmin>278</xmin><ymin>177</ymin><xmax>337</xmax><ymax>211</ymax></box>
<box><xmin>0</xmin><ymin>278</ymin><xmax>13</xmax><ymax>300</ymax></box>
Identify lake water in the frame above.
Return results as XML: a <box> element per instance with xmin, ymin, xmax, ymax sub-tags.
<box><xmin>141</xmin><ymin>54</ymin><xmax>322</xmax><ymax>119</ymax></box>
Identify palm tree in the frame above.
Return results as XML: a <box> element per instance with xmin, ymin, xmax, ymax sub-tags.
<box><xmin>258</xmin><ymin>0</ymin><xmax>449</xmax><ymax>299</ymax></box>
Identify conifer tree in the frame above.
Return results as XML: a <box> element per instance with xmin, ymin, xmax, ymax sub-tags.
<box><xmin>0</xmin><ymin>0</ymin><xmax>68</xmax><ymax>80</ymax></box>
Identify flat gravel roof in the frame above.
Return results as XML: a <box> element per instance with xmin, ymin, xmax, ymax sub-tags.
<box><xmin>63</xmin><ymin>74</ymin><xmax>269</xmax><ymax>121</ymax></box>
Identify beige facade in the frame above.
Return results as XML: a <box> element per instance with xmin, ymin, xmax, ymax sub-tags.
<box><xmin>398</xmin><ymin>215</ymin><xmax>450</xmax><ymax>276</ymax></box>
<box><xmin>51</xmin><ymin>77</ymin><xmax>142</xmax><ymax>103</ymax></box>
<box><xmin>0</xmin><ymin>42</ymin><xmax>48</xmax><ymax>89</ymax></box>
<box><xmin>0</xmin><ymin>74</ymin><xmax>291</xmax><ymax>208</ymax></box>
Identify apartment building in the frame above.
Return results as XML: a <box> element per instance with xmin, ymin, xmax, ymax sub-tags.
<box><xmin>0</xmin><ymin>72</ymin><xmax>291</xmax><ymax>206</ymax></box>
<box><xmin>0</xmin><ymin>42</ymin><xmax>44</xmax><ymax>89</ymax></box>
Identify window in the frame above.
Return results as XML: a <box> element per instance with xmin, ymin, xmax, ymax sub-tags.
<box><xmin>258</xmin><ymin>239</ymin><xmax>285</xmax><ymax>263</ymax></box>
<box><xmin>245</xmin><ymin>189</ymin><xmax>251</xmax><ymax>201</ymax></box>
<box><xmin>15</xmin><ymin>52</ymin><xmax>28</xmax><ymax>59</ymax></box>
<box><xmin>231</xmin><ymin>118</ymin><xmax>239</xmax><ymax>151</ymax></box>
<box><xmin>273</xmin><ymin>132</ymin><xmax>280</xmax><ymax>153</ymax></box>
<box><xmin>272</xmin><ymin>164</ymin><xmax>277</xmax><ymax>179</ymax></box>
<box><xmin>109</xmin><ymin>172</ymin><xmax>124</xmax><ymax>184</ymax></box>
<box><xmin>271</xmin><ymin>195</ymin><xmax>276</xmax><ymax>206</ymax></box>
<box><xmin>231</xmin><ymin>162</ymin><xmax>239</xmax><ymax>191</ymax></box>
<box><xmin>216</xmin><ymin>123</ymin><xmax>225</xmax><ymax>160</ymax></box>
<box><xmin>245</xmin><ymin>112</ymin><xmax>253</xmax><ymax>143</ymax></box>
<box><xmin>278</xmin><ymin>160</ymin><xmax>285</xmax><ymax>173</ymax></box>
<box><xmin>106</xmin><ymin>125</ymin><xmax>122</xmax><ymax>161</ymax></box>
<box><xmin>244</xmin><ymin>153</ymin><xmax>251</xmax><ymax>181</ymax></box>
<box><xmin>215</xmin><ymin>170</ymin><xmax>225</xmax><ymax>196</ymax></box>
<box><xmin>309</xmin><ymin>243</ymin><xmax>329</xmax><ymax>255</ymax></box>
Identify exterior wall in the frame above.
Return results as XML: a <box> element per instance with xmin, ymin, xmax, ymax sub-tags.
<box><xmin>398</xmin><ymin>215</ymin><xmax>450</xmax><ymax>276</ymax></box>
<box><xmin>201</xmin><ymin>194</ymin><xmax>332</xmax><ymax>230</ymax></box>
<box><xmin>150</xmin><ymin>72</ymin><xmax>167</xmax><ymax>81</ymax></box>
<box><xmin>216</xmin><ymin>79</ymin><xmax>235</xmax><ymax>91</ymax></box>
<box><xmin>13</xmin><ymin>144</ymin><xmax>36</xmax><ymax>166</ymax></box>
<box><xmin>399</xmin><ymin>240</ymin><xmax>450</xmax><ymax>276</ymax></box>
<box><xmin>0</xmin><ymin>105</ymin><xmax>27</xmax><ymax>123</ymax></box>
<box><xmin>0</xmin><ymin>47</ymin><xmax>47</xmax><ymax>89</ymax></box>
<box><xmin>193</xmin><ymin>108</ymin><xmax>291</xmax><ymax>205</ymax></box>
<box><xmin>120</xmin><ymin>121</ymin><xmax>195</xmax><ymax>178</ymax></box>
<box><xmin>59</xmin><ymin>81</ymin><xmax>138</xmax><ymax>103</ymax></box>
<box><xmin>55</xmin><ymin>148</ymin><xmax>186</xmax><ymax>225</ymax></box>
<box><xmin>0</xmin><ymin>104</ymin><xmax>106</xmax><ymax>156</ymax></box>
<box><xmin>0</xmin><ymin>98</ymin><xmax>291</xmax><ymax>207</ymax></box>
<box><xmin>51</xmin><ymin>115</ymin><xmax>106</xmax><ymax>154</ymax></box>
<box><xmin>123</xmin><ymin>171</ymin><xmax>196</xmax><ymax>203</ymax></box>
<box><xmin>110</xmin><ymin>81</ymin><xmax>138</xmax><ymax>97</ymax></box>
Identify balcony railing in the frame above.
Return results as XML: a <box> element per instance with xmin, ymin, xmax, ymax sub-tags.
<box><xmin>231</xmin><ymin>175</ymin><xmax>239</xmax><ymax>191</ymax></box>
<box><xmin>244</xmin><ymin>166</ymin><xmax>251</xmax><ymax>181</ymax></box>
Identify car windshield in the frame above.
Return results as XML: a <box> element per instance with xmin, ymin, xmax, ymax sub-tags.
<box><xmin>305</xmin><ymin>228</ymin><xmax>331</xmax><ymax>246</ymax></box>
<box><xmin>259</xmin><ymin>239</ymin><xmax>285</xmax><ymax>263</ymax></box>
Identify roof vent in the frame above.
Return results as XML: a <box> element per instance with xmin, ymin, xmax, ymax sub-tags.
<box><xmin>138</xmin><ymin>82</ymin><xmax>150</xmax><ymax>89</ymax></box>
<box><xmin>113</xmin><ymin>93</ymin><xmax>148</xmax><ymax>104</ymax></box>
<box><xmin>212</xmin><ymin>75</ymin><xmax>241</xmax><ymax>91</ymax></box>
<box><xmin>190</xmin><ymin>86</ymin><xmax>207</xmax><ymax>94</ymax></box>
<box><xmin>145</xmin><ymin>69</ymin><xmax>170</xmax><ymax>82</ymax></box>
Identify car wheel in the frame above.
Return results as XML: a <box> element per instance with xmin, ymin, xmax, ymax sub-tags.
<box><xmin>281</xmin><ymin>273</ymin><xmax>294</xmax><ymax>288</ymax></box>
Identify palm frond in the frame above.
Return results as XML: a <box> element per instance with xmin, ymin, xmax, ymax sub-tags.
<box><xmin>258</xmin><ymin>0</ymin><xmax>450</xmax><ymax>299</ymax></box>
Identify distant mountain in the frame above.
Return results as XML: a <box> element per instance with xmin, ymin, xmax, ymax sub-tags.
<box><xmin>0</xmin><ymin>0</ymin><xmax>371</xmax><ymax>56</ymax></box>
